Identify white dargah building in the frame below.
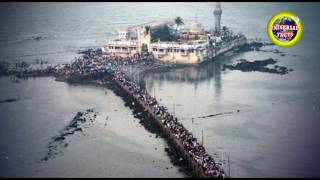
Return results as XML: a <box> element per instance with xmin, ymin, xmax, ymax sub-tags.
<box><xmin>104</xmin><ymin>3</ymin><xmax>247</xmax><ymax>64</ymax></box>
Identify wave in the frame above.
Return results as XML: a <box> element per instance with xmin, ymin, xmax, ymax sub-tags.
<box><xmin>0</xmin><ymin>32</ymin><xmax>59</xmax><ymax>46</ymax></box>
<box><xmin>0</xmin><ymin>50</ymin><xmax>76</xmax><ymax>62</ymax></box>
<box><xmin>0</xmin><ymin>38</ymin><xmax>29</xmax><ymax>46</ymax></box>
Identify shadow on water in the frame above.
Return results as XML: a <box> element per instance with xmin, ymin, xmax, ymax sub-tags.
<box><xmin>139</xmin><ymin>53</ymin><xmax>241</xmax><ymax>98</ymax></box>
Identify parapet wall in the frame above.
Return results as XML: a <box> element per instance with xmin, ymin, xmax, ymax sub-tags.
<box><xmin>113</xmin><ymin>78</ymin><xmax>223</xmax><ymax>178</ymax></box>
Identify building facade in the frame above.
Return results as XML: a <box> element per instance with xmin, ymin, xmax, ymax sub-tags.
<box><xmin>104</xmin><ymin>3</ymin><xmax>246</xmax><ymax>64</ymax></box>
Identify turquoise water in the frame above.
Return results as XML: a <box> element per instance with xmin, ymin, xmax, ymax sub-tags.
<box><xmin>0</xmin><ymin>2</ymin><xmax>320</xmax><ymax>177</ymax></box>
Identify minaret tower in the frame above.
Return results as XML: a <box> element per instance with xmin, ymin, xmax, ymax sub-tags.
<box><xmin>213</xmin><ymin>2</ymin><xmax>222</xmax><ymax>33</ymax></box>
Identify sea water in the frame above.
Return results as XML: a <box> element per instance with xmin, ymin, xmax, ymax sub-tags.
<box><xmin>0</xmin><ymin>2</ymin><xmax>319</xmax><ymax>177</ymax></box>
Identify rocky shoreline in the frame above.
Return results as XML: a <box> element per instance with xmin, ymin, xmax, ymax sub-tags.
<box><xmin>223</xmin><ymin>58</ymin><xmax>293</xmax><ymax>75</ymax></box>
<box><xmin>41</xmin><ymin>108</ymin><xmax>98</xmax><ymax>162</ymax></box>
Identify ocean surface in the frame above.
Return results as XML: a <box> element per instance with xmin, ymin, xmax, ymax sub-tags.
<box><xmin>0</xmin><ymin>2</ymin><xmax>320</xmax><ymax>177</ymax></box>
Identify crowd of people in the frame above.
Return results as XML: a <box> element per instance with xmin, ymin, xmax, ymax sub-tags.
<box><xmin>1</xmin><ymin>48</ymin><xmax>225</xmax><ymax>177</ymax></box>
<box><xmin>59</xmin><ymin>49</ymin><xmax>225</xmax><ymax>177</ymax></box>
<box><xmin>57</xmin><ymin>49</ymin><xmax>155</xmax><ymax>77</ymax></box>
<box><xmin>1</xmin><ymin>48</ymin><xmax>155</xmax><ymax>79</ymax></box>
<box><xmin>0</xmin><ymin>60</ymin><xmax>57</xmax><ymax>78</ymax></box>
<box><xmin>112</xmin><ymin>68</ymin><xmax>225</xmax><ymax>178</ymax></box>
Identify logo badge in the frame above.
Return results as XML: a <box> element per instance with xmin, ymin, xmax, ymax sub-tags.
<box><xmin>267</xmin><ymin>12</ymin><xmax>303</xmax><ymax>47</ymax></box>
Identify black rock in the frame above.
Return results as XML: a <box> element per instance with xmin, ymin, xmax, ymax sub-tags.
<box><xmin>223</xmin><ymin>58</ymin><xmax>292</xmax><ymax>75</ymax></box>
<box><xmin>53</xmin><ymin>136</ymin><xmax>65</xmax><ymax>142</ymax></box>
